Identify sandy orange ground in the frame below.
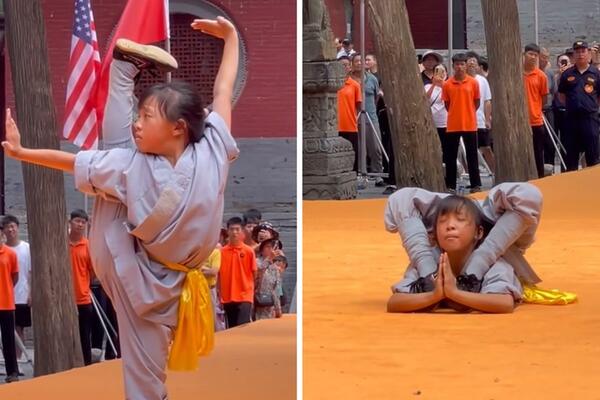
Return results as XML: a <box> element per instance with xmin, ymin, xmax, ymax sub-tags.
<box><xmin>0</xmin><ymin>315</ymin><xmax>296</xmax><ymax>399</ymax></box>
<box><xmin>304</xmin><ymin>168</ymin><xmax>600</xmax><ymax>400</ymax></box>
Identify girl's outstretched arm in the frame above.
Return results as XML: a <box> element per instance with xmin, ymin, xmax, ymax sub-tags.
<box><xmin>387</xmin><ymin>271</ymin><xmax>444</xmax><ymax>313</ymax></box>
<box><xmin>2</xmin><ymin>108</ymin><xmax>75</xmax><ymax>173</ymax></box>
<box><xmin>191</xmin><ymin>17</ymin><xmax>239</xmax><ymax>130</ymax></box>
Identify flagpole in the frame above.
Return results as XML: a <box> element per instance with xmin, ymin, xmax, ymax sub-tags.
<box><xmin>166</xmin><ymin>37</ymin><xmax>171</xmax><ymax>83</ymax></box>
<box><xmin>165</xmin><ymin>1</ymin><xmax>171</xmax><ymax>83</ymax></box>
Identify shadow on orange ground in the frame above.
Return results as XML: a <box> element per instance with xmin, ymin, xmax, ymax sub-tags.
<box><xmin>304</xmin><ymin>167</ymin><xmax>600</xmax><ymax>400</ymax></box>
<box><xmin>0</xmin><ymin>315</ymin><xmax>296</xmax><ymax>399</ymax></box>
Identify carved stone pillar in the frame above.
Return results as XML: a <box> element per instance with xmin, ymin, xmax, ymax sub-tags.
<box><xmin>303</xmin><ymin>0</ymin><xmax>357</xmax><ymax>199</ymax></box>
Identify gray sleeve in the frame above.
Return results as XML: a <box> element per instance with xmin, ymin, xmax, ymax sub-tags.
<box><xmin>203</xmin><ymin>112</ymin><xmax>240</xmax><ymax>164</ymax></box>
<box><xmin>73</xmin><ymin>148</ymin><xmax>136</xmax><ymax>203</ymax></box>
<box><xmin>481</xmin><ymin>258</ymin><xmax>523</xmax><ymax>300</ymax></box>
<box><xmin>390</xmin><ymin>264</ymin><xmax>420</xmax><ymax>293</ymax></box>
<box><xmin>465</xmin><ymin>182</ymin><xmax>543</xmax><ymax>278</ymax></box>
<box><xmin>384</xmin><ymin>188</ymin><xmax>448</xmax><ymax>277</ymax></box>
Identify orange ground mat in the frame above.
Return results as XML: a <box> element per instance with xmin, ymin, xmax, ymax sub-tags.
<box><xmin>304</xmin><ymin>167</ymin><xmax>600</xmax><ymax>400</ymax></box>
<box><xmin>0</xmin><ymin>315</ymin><xmax>296</xmax><ymax>399</ymax></box>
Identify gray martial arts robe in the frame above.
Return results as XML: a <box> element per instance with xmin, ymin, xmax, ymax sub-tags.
<box><xmin>74</xmin><ymin>106</ymin><xmax>238</xmax><ymax>399</ymax></box>
<box><xmin>384</xmin><ymin>182</ymin><xmax>543</xmax><ymax>290</ymax></box>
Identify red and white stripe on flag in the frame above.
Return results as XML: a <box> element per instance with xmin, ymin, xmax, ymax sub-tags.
<box><xmin>95</xmin><ymin>0</ymin><xmax>170</xmax><ymax>128</ymax></box>
<box><xmin>62</xmin><ymin>0</ymin><xmax>101</xmax><ymax>150</ymax></box>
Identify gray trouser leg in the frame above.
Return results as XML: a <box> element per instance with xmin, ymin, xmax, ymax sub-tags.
<box><xmin>96</xmin><ymin>60</ymin><xmax>171</xmax><ymax>400</ymax></box>
<box><xmin>91</xmin><ymin>199</ymin><xmax>171</xmax><ymax>400</ymax></box>
<box><xmin>365</xmin><ymin>115</ymin><xmax>383</xmax><ymax>173</ymax></box>
<box><xmin>465</xmin><ymin>212</ymin><xmax>528</xmax><ymax>279</ymax></box>
<box><xmin>102</xmin><ymin>60</ymin><xmax>138</xmax><ymax>150</ymax></box>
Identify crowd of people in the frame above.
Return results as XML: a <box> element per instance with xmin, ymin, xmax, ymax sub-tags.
<box><xmin>215</xmin><ymin>208</ymin><xmax>289</xmax><ymax>329</ymax></box>
<box><xmin>0</xmin><ymin>207</ymin><xmax>290</xmax><ymax>383</ymax></box>
<box><xmin>334</xmin><ymin>37</ymin><xmax>600</xmax><ymax>193</ymax></box>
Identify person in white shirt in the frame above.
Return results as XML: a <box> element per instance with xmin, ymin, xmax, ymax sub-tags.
<box><xmin>466</xmin><ymin>51</ymin><xmax>495</xmax><ymax>175</ymax></box>
<box><xmin>2</xmin><ymin>215</ymin><xmax>31</xmax><ymax>361</ymax></box>
<box><xmin>425</xmin><ymin>63</ymin><xmax>449</xmax><ymax>146</ymax></box>
<box><xmin>336</xmin><ymin>38</ymin><xmax>356</xmax><ymax>60</ymax></box>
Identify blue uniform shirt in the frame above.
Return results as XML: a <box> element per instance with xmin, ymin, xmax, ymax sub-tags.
<box><xmin>558</xmin><ymin>65</ymin><xmax>600</xmax><ymax>114</ymax></box>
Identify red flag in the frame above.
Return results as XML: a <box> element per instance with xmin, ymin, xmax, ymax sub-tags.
<box><xmin>63</xmin><ymin>0</ymin><xmax>101</xmax><ymax>150</ymax></box>
<box><xmin>96</xmin><ymin>0</ymin><xmax>169</xmax><ymax>126</ymax></box>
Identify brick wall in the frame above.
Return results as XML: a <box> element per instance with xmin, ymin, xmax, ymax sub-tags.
<box><xmin>466</xmin><ymin>0</ymin><xmax>600</xmax><ymax>56</ymax></box>
<box><xmin>324</xmin><ymin>0</ymin><xmax>452</xmax><ymax>53</ymax></box>
<box><xmin>5</xmin><ymin>0</ymin><xmax>296</xmax><ymax>139</ymax></box>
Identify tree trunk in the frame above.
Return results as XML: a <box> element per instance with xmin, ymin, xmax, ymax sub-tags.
<box><xmin>4</xmin><ymin>0</ymin><xmax>84</xmax><ymax>375</ymax></box>
<box><xmin>367</xmin><ymin>0</ymin><xmax>445</xmax><ymax>191</ymax></box>
<box><xmin>481</xmin><ymin>0</ymin><xmax>537</xmax><ymax>182</ymax></box>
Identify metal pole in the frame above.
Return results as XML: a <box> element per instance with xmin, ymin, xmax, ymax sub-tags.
<box><xmin>166</xmin><ymin>38</ymin><xmax>172</xmax><ymax>83</ymax></box>
<box><xmin>358</xmin><ymin>0</ymin><xmax>367</xmax><ymax>175</ymax></box>
<box><xmin>534</xmin><ymin>0</ymin><xmax>539</xmax><ymax>44</ymax></box>
<box><xmin>91</xmin><ymin>292</ymin><xmax>118</xmax><ymax>357</ymax></box>
<box><xmin>448</xmin><ymin>0</ymin><xmax>453</xmax><ymax>73</ymax></box>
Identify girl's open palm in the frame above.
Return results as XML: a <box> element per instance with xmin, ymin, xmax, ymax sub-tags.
<box><xmin>3</xmin><ymin>108</ymin><xmax>22</xmax><ymax>158</ymax></box>
<box><xmin>191</xmin><ymin>17</ymin><xmax>236</xmax><ymax>39</ymax></box>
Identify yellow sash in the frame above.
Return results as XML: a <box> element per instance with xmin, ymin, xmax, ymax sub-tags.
<box><xmin>159</xmin><ymin>258</ymin><xmax>215</xmax><ymax>371</ymax></box>
<box><xmin>521</xmin><ymin>282</ymin><xmax>577</xmax><ymax>305</ymax></box>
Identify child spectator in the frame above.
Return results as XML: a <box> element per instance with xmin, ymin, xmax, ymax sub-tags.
<box><xmin>68</xmin><ymin>209</ymin><xmax>94</xmax><ymax>365</ymax></box>
<box><xmin>523</xmin><ymin>43</ymin><xmax>550</xmax><ymax>178</ymax></box>
<box><xmin>242</xmin><ymin>208</ymin><xmax>261</xmax><ymax>248</ymax></box>
<box><xmin>254</xmin><ymin>239</ymin><xmax>283</xmax><ymax>320</ymax></box>
<box><xmin>273</xmin><ymin>255</ymin><xmax>288</xmax><ymax>309</ymax></box>
<box><xmin>0</xmin><ymin>237</ymin><xmax>19</xmax><ymax>382</ymax></box>
<box><xmin>442</xmin><ymin>53</ymin><xmax>482</xmax><ymax>193</ymax></box>
<box><xmin>219</xmin><ymin>217</ymin><xmax>257</xmax><ymax>327</ymax></box>
<box><xmin>2</xmin><ymin>215</ymin><xmax>31</xmax><ymax>362</ymax></box>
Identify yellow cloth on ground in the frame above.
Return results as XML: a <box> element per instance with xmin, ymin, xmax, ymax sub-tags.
<box><xmin>160</xmin><ymin>258</ymin><xmax>215</xmax><ymax>371</ymax></box>
<box><xmin>521</xmin><ymin>282</ymin><xmax>578</xmax><ymax>305</ymax></box>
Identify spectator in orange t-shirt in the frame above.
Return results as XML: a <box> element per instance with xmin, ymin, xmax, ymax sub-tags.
<box><xmin>0</xmin><ymin>242</ymin><xmax>19</xmax><ymax>382</ymax></box>
<box><xmin>337</xmin><ymin>54</ymin><xmax>362</xmax><ymax>172</ymax></box>
<box><xmin>523</xmin><ymin>43</ymin><xmax>550</xmax><ymax>178</ymax></box>
<box><xmin>442</xmin><ymin>53</ymin><xmax>481</xmax><ymax>193</ymax></box>
<box><xmin>68</xmin><ymin>209</ymin><xmax>94</xmax><ymax>365</ymax></box>
<box><xmin>219</xmin><ymin>216</ymin><xmax>257</xmax><ymax>328</ymax></box>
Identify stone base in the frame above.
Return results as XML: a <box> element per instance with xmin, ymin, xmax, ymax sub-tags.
<box><xmin>303</xmin><ymin>172</ymin><xmax>357</xmax><ymax>200</ymax></box>
<box><xmin>303</xmin><ymin>136</ymin><xmax>355</xmax><ymax>175</ymax></box>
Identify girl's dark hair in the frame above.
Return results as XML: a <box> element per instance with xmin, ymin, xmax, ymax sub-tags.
<box><xmin>139</xmin><ymin>80</ymin><xmax>205</xmax><ymax>143</ymax></box>
<box><xmin>435</xmin><ymin>195</ymin><xmax>483</xmax><ymax>228</ymax></box>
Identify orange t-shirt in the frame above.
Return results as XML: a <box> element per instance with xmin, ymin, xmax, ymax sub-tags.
<box><xmin>524</xmin><ymin>68</ymin><xmax>549</xmax><ymax>126</ymax></box>
<box><xmin>0</xmin><ymin>245</ymin><xmax>18</xmax><ymax>310</ymax></box>
<box><xmin>219</xmin><ymin>243</ymin><xmax>257</xmax><ymax>304</ymax></box>
<box><xmin>442</xmin><ymin>75</ymin><xmax>480</xmax><ymax>132</ymax></box>
<box><xmin>337</xmin><ymin>77</ymin><xmax>362</xmax><ymax>132</ymax></box>
<box><xmin>69</xmin><ymin>238</ymin><xmax>93</xmax><ymax>305</ymax></box>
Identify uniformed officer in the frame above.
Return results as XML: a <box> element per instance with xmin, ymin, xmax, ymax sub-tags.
<box><xmin>558</xmin><ymin>40</ymin><xmax>600</xmax><ymax>171</ymax></box>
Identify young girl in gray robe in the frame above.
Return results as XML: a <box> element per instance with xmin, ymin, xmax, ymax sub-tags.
<box><xmin>2</xmin><ymin>17</ymin><xmax>239</xmax><ymax>400</ymax></box>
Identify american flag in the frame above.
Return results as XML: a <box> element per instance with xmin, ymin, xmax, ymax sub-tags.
<box><xmin>62</xmin><ymin>0</ymin><xmax>101</xmax><ymax>150</ymax></box>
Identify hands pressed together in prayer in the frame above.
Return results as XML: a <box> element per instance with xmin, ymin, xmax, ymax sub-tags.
<box><xmin>432</xmin><ymin>252</ymin><xmax>460</xmax><ymax>301</ymax></box>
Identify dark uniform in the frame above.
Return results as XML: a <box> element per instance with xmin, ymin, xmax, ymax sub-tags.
<box><xmin>558</xmin><ymin>41</ymin><xmax>600</xmax><ymax>171</ymax></box>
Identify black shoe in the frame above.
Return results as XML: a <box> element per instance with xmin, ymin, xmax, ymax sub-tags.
<box><xmin>456</xmin><ymin>274</ymin><xmax>483</xmax><ymax>293</ymax></box>
<box><xmin>113</xmin><ymin>39</ymin><xmax>178</xmax><ymax>72</ymax></box>
<box><xmin>375</xmin><ymin>178</ymin><xmax>386</xmax><ymax>187</ymax></box>
<box><xmin>382</xmin><ymin>185</ymin><xmax>397</xmax><ymax>195</ymax></box>
<box><xmin>409</xmin><ymin>274</ymin><xmax>436</xmax><ymax>293</ymax></box>
<box><xmin>5</xmin><ymin>373</ymin><xmax>19</xmax><ymax>383</ymax></box>
<box><xmin>469</xmin><ymin>186</ymin><xmax>482</xmax><ymax>193</ymax></box>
